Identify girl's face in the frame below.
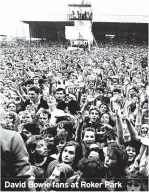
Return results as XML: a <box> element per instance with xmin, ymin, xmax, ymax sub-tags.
<box><xmin>4</xmin><ymin>113</ymin><xmax>14</xmax><ymax>126</ymax></box>
<box><xmin>8</xmin><ymin>103</ymin><xmax>16</xmax><ymax>112</ymax></box>
<box><xmin>99</xmin><ymin>105</ymin><xmax>107</xmax><ymax>114</ymax></box>
<box><xmin>62</xmin><ymin>145</ymin><xmax>75</xmax><ymax>164</ymax></box>
<box><xmin>26</xmin><ymin>106</ymin><xmax>36</xmax><ymax>116</ymax></box>
<box><xmin>3</xmin><ymin>87</ymin><xmax>9</xmax><ymax>96</ymax></box>
<box><xmin>49</xmin><ymin>167</ymin><xmax>61</xmax><ymax>183</ymax></box>
<box><xmin>132</xmin><ymin>96</ymin><xmax>139</xmax><ymax>104</ymax></box>
<box><xmin>126</xmin><ymin>146</ymin><xmax>136</xmax><ymax>162</ymax></box>
<box><xmin>140</xmin><ymin>125</ymin><xmax>148</xmax><ymax>137</ymax></box>
<box><xmin>107</xmin><ymin>137</ymin><xmax>117</xmax><ymax>145</ymax></box>
<box><xmin>81</xmin><ymin>93</ymin><xmax>87</xmax><ymax>102</ymax></box>
<box><xmin>57</xmin><ymin>140</ymin><xmax>66</xmax><ymax>153</ymax></box>
<box><xmin>47</xmin><ymin>96</ymin><xmax>57</xmax><ymax>106</ymax></box>
<box><xmin>104</xmin><ymin>152</ymin><xmax>117</xmax><ymax>168</ymax></box>
<box><xmin>89</xmin><ymin>109</ymin><xmax>99</xmax><ymax>123</ymax></box>
<box><xmin>100</xmin><ymin>113</ymin><xmax>110</xmax><ymax>125</ymax></box>
<box><xmin>35</xmin><ymin>140</ymin><xmax>48</xmax><ymax>157</ymax></box>
<box><xmin>24</xmin><ymin>113</ymin><xmax>33</xmax><ymax>124</ymax></box>
<box><xmin>126</xmin><ymin>181</ymin><xmax>141</xmax><ymax>191</ymax></box>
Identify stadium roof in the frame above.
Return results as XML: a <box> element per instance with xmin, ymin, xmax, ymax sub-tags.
<box><xmin>23</xmin><ymin>14</ymin><xmax>149</xmax><ymax>24</ymax></box>
<box><xmin>21</xmin><ymin>0</ymin><xmax>149</xmax><ymax>24</ymax></box>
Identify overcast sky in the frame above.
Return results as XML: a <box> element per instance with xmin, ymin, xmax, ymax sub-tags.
<box><xmin>0</xmin><ymin>0</ymin><xmax>148</xmax><ymax>37</ymax></box>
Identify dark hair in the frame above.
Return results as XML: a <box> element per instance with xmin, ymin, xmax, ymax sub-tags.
<box><xmin>78</xmin><ymin>158</ymin><xmax>104</xmax><ymax>182</ymax></box>
<box><xmin>130</xmin><ymin>87</ymin><xmax>138</xmax><ymax>93</ymax></box>
<box><xmin>96</xmin><ymin>87</ymin><xmax>104</xmax><ymax>93</ymax></box>
<box><xmin>23</xmin><ymin>123</ymin><xmax>40</xmax><ymax>135</ymax></box>
<box><xmin>55</xmin><ymin>88</ymin><xmax>66</xmax><ymax>94</ymax></box>
<box><xmin>106</xmin><ymin>143</ymin><xmax>128</xmax><ymax>177</ymax></box>
<box><xmin>38</xmin><ymin>78</ymin><xmax>46</xmax><ymax>84</ymax></box>
<box><xmin>6</xmin><ymin>62</ymin><xmax>12</xmax><ymax>67</ymax></box>
<box><xmin>39</xmin><ymin>109</ymin><xmax>51</xmax><ymax>120</ymax></box>
<box><xmin>59</xmin><ymin>141</ymin><xmax>82</xmax><ymax>171</ymax></box>
<box><xmin>113</xmin><ymin>88</ymin><xmax>121</xmax><ymax>94</ymax></box>
<box><xmin>106</xmin><ymin>129</ymin><xmax>117</xmax><ymax>141</ymax></box>
<box><xmin>26</xmin><ymin>135</ymin><xmax>46</xmax><ymax>164</ymax></box>
<box><xmin>28</xmin><ymin>86</ymin><xmax>40</xmax><ymax>95</ymax></box>
<box><xmin>124</xmin><ymin>140</ymin><xmax>141</xmax><ymax>158</ymax></box>
<box><xmin>55</xmin><ymin>131</ymin><xmax>70</xmax><ymax>145</ymax></box>
<box><xmin>33</xmin><ymin>75</ymin><xmax>40</xmax><ymax>79</ymax></box>
<box><xmin>25</xmin><ymin>79</ymin><xmax>34</xmax><ymax>86</ymax></box>
<box><xmin>102</xmin><ymin>97</ymin><xmax>110</xmax><ymax>105</ymax></box>
<box><xmin>68</xmin><ymin>100</ymin><xmax>80</xmax><ymax>115</ymax></box>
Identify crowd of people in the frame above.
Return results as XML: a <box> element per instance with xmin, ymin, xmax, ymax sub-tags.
<box><xmin>0</xmin><ymin>39</ymin><xmax>149</xmax><ymax>191</ymax></box>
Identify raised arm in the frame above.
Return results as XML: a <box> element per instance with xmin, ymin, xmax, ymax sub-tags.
<box><xmin>75</xmin><ymin>116</ymin><xmax>84</xmax><ymax>144</ymax></box>
<box><xmin>115</xmin><ymin>108</ymin><xmax>125</xmax><ymax>145</ymax></box>
<box><xmin>125</xmin><ymin>117</ymin><xmax>139</xmax><ymax>140</ymax></box>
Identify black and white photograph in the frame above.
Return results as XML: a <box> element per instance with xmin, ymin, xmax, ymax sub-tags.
<box><xmin>0</xmin><ymin>0</ymin><xmax>149</xmax><ymax>191</ymax></box>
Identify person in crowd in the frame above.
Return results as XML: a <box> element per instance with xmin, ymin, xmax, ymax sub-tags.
<box><xmin>42</xmin><ymin>163</ymin><xmax>74</xmax><ymax>191</ymax></box>
<box><xmin>1</xmin><ymin>127</ymin><xmax>35</xmax><ymax>191</ymax></box>
<box><xmin>45</xmin><ymin>141</ymin><xmax>82</xmax><ymax>178</ymax></box>
<box><xmin>1</xmin><ymin>38</ymin><xmax>148</xmax><ymax>191</ymax></box>
<box><xmin>26</xmin><ymin>135</ymin><xmax>55</xmax><ymax>191</ymax></box>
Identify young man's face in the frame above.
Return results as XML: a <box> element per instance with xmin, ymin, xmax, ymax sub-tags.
<box><xmin>81</xmin><ymin>93</ymin><xmax>87</xmax><ymax>102</ymax></box>
<box><xmin>89</xmin><ymin>110</ymin><xmax>99</xmax><ymax>123</ymax></box>
<box><xmin>62</xmin><ymin>146</ymin><xmax>76</xmax><ymax>164</ymax></box>
<box><xmin>83</xmin><ymin>130</ymin><xmax>95</xmax><ymax>148</ymax></box>
<box><xmin>24</xmin><ymin>113</ymin><xmax>33</xmax><ymax>124</ymax></box>
<box><xmin>35</xmin><ymin>140</ymin><xmax>48</xmax><ymax>157</ymax></box>
<box><xmin>28</xmin><ymin>90</ymin><xmax>38</xmax><ymax>102</ymax></box>
<box><xmin>39</xmin><ymin>113</ymin><xmax>49</xmax><ymax>127</ymax></box>
<box><xmin>55</xmin><ymin>90</ymin><xmax>65</xmax><ymax>101</ymax></box>
<box><xmin>34</xmin><ymin>77</ymin><xmax>39</xmax><ymax>85</ymax></box>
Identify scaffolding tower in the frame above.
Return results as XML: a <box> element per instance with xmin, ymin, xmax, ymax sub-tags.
<box><xmin>65</xmin><ymin>1</ymin><xmax>93</xmax><ymax>51</ymax></box>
